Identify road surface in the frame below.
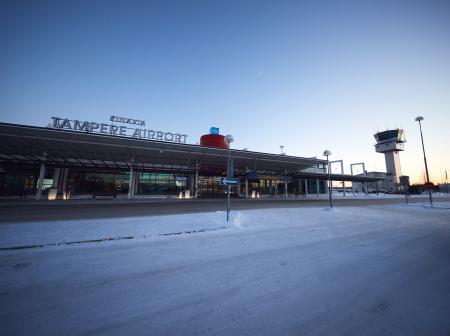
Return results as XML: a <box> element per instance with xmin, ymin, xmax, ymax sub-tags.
<box><xmin>1</xmin><ymin>204</ymin><xmax>450</xmax><ymax>335</ymax></box>
<box><xmin>1</xmin><ymin>196</ymin><xmax>448</xmax><ymax>224</ymax></box>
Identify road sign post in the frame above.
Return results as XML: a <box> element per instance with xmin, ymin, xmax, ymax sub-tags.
<box><xmin>221</xmin><ymin>177</ymin><xmax>238</xmax><ymax>221</ymax></box>
<box><xmin>224</xmin><ymin>135</ymin><xmax>234</xmax><ymax>222</ymax></box>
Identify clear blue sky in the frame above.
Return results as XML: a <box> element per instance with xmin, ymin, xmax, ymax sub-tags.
<box><xmin>1</xmin><ymin>0</ymin><xmax>449</xmax><ymax>183</ymax></box>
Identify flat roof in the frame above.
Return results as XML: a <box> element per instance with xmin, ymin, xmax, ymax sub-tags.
<box><xmin>0</xmin><ymin>122</ymin><xmax>324</xmax><ymax>175</ymax></box>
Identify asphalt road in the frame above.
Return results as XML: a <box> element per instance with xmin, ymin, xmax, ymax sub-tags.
<box><xmin>1</xmin><ymin>205</ymin><xmax>450</xmax><ymax>335</ymax></box>
<box><xmin>0</xmin><ymin>196</ymin><xmax>448</xmax><ymax>224</ymax></box>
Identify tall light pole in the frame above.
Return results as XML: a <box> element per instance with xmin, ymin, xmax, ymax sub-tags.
<box><xmin>225</xmin><ymin>134</ymin><xmax>234</xmax><ymax>221</ymax></box>
<box><xmin>323</xmin><ymin>150</ymin><xmax>333</xmax><ymax>208</ymax></box>
<box><xmin>415</xmin><ymin>116</ymin><xmax>433</xmax><ymax>206</ymax></box>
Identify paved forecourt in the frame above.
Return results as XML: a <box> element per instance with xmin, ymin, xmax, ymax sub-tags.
<box><xmin>1</xmin><ymin>204</ymin><xmax>450</xmax><ymax>335</ymax></box>
<box><xmin>0</xmin><ymin>195</ymin><xmax>448</xmax><ymax>224</ymax></box>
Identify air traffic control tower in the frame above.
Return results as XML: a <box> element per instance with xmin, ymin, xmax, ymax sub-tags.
<box><xmin>374</xmin><ymin>129</ymin><xmax>405</xmax><ymax>192</ymax></box>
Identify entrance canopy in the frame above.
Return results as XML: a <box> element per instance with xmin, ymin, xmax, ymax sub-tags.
<box><xmin>0</xmin><ymin>123</ymin><xmax>324</xmax><ymax>175</ymax></box>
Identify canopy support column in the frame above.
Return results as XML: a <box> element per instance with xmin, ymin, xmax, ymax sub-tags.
<box><xmin>52</xmin><ymin>168</ymin><xmax>60</xmax><ymax>189</ymax></box>
<box><xmin>364</xmin><ymin>170</ymin><xmax>368</xmax><ymax>195</ymax></box>
<box><xmin>316</xmin><ymin>179</ymin><xmax>320</xmax><ymax>196</ymax></box>
<box><xmin>60</xmin><ymin>168</ymin><xmax>69</xmax><ymax>195</ymax></box>
<box><xmin>35</xmin><ymin>162</ymin><xmax>46</xmax><ymax>200</ymax></box>
<box><xmin>194</xmin><ymin>162</ymin><xmax>199</xmax><ymax>198</ymax></box>
<box><xmin>134</xmin><ymin>170</ymin><xmax>139</xmax><ymax>195</ymax></box>
<box><xmin>128</xmin><ymin>167</ymin><xmax>134</xmax><ymax>199</ymax></box>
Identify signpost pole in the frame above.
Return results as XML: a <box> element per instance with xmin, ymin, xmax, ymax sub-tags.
<box><xmin>227</xmin><ymin>149</ymin><xmax>231</xmax><ymax>222</ymax></box>
<box><xmin>415</xmin><ymin>116</ymin><xmax>433</xmax><ymax>206</ymax></box>
<box><xmin>323</xmin><ymin>150</ymin><xmax>332</xmax><ymax>208</ymax></box>
<box><xmin>225</xmin><ymin>135</ymin><xmax>234</xmax><ymax>222</ymax></box>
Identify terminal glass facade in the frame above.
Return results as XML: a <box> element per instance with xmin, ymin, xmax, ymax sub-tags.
<box><xmin>0</xmin><ymin>167</ymin><xmax>326</xmax><ymax>199</ymax></box>
<box><xmin>0</xmin><ymin>166</ymin><xmax>55</xmax><ymax>197</ymax></box>
<box><xmin>136</xmin><ymin>172</ymin><xmax>188</xmax><ymax>195</ymax></box>
<box><xmin>67</xmin><ymin>170</ymin><xmax>130</xmax><ymax>195</ymax></box>
<box><xmin>0</xmin><ymin>167</ymin><xmax>38</xmax><ymax>196</ymax></box>
<box><xmin>197</xmin><ymin>176</ymin><xmax>225</xmax><ymax>196</ymax></box>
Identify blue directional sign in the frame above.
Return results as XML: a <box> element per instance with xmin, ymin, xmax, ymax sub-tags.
<box><xmin>220</xmin><ymin>177</ymin><xmax>239</xmax><ymax>186</ymax></box>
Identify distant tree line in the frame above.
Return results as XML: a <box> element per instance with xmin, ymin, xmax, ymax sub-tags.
<box><xmin>407</xmin><ymin>184</ymin><xmax>440</xmax><ymax>194</ymax></box>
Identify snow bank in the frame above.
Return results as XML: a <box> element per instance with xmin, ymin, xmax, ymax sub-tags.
<box><xmin>0</xmin><ymin>212</ymin><xmax>228</xmax><ymax>249</ymax></box>
<box><xmin>1</xmin><ymin>203</ymin><xmax>449</xmax><ymax>250</ymax></box>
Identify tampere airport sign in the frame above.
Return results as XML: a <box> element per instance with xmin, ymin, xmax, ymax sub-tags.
<box><xmin>50</xmin><ymin>116</ymin><xmax>188</xmax><ymax>144</ymax></box>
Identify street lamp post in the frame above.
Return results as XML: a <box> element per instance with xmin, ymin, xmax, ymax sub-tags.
<box><xmin>323</xmin><ymin>150</ymin><xmax>333</xmax><ymax>208</ymax></box>
<box><xmin>415</xmin><ymin>116</ymin><xmax>433</xmax><ymax>206</ymax></box>
<box><xmin>225</xmin><ymin>134</ymin><xmax>234</xmax><ymax>221</ymax></box>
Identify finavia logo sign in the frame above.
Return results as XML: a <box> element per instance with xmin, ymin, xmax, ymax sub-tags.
<box><xmin>109</xmin><ymin>115</ymin><xmax>145</xmax><ymax>126</ymax></box>
<box><xmin>50</xmin><ymin>116</ymin><xmax>188</xmax><ymax>144</ymax></box>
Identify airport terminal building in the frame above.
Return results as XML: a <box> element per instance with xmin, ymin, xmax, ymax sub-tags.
<box><xmin>0</xmin><ymin>117</ymin><xmax>380</xmax><ymax>200</ymax></box>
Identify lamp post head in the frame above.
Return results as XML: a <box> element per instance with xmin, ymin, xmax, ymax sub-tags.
<box><xmin>415</xmin><ymin>116</ymin><xmax>424</xmax><ymax>122</ymax></box>
<box><xmin>323</xmin><ymin>150</ymin><xmax>331</xmax><ymax>157</ymax></box>
<box><xmin>224</xmin><ymin>134</ymin><xmax>234</xmax><ymax>144</ymax></box>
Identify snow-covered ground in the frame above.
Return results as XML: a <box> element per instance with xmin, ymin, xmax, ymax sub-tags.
<box><xmin>290</xmin><ymin>192</ymin><xmax>450</xmax><ymax>199</ymax></box>
<box><xmin>1</xmin><ymin>204</ymin><xmax>450</xmax><ymax>335</ymax></box>
<box><xmin>0</xmin><ymin>202</ymin><xmax>449</xmax><ymax>250</ymax></box>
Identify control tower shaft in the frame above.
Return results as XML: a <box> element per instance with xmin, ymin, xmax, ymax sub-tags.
<box><xmin>374</xmin><ymin>129</ymin><xmax>405</xmax><ymax>191</ymax></box>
